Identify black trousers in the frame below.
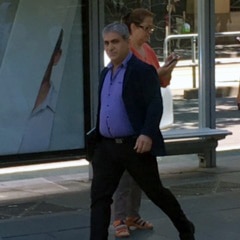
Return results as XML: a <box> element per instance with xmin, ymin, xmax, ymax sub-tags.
<box><xmin>90</xmin><ymin>138</ymin><xmax>193</xmax><ymax>240</ymax></box>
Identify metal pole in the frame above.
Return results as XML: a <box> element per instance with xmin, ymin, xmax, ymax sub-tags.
<box><xmin>191</xmin><ymin>36</ymin><xmax>197</xmax><ymax>88</ymax></box>
<box><xmin>198</xmin><ymin>0</ymin><xmax>216</xmax><ymax>129</ymax></box>
<box><xmin>168</xmin><ymin>0</ymin><xmax>171</xmax><ymax>51</ymax></box>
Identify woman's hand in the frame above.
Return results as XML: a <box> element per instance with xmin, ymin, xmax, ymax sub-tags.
<box><xmin>157</xmin><ymin>53</ymin><xmax>180</xmax><ymax>87</ymax></box>
<box><xmin>164</xmin><ymin>52</ymin><xmax>180</xmax><ymax>69</ymax></box>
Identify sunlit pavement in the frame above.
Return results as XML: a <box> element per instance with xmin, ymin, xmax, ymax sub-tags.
<box><xmin>0</xmin><ymin>150</ymin><xmax>240</xmax><ymax>239</ymax></box>
<box><xmin>169</xmin><ymin>61</ymin><xmax>240</xmax><ymax>152</ymax></box>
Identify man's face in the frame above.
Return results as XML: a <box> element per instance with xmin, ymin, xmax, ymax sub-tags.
<box><xmin>103</xmin><ymin>32</ymin><xmax>129</xmax><ymax>66</ymax></box>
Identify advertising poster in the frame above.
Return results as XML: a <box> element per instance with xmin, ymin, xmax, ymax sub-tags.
<box><xmin>0</xmin><ymin>0</ymin><xmax>84</xmax><ymax>155</ymax></box>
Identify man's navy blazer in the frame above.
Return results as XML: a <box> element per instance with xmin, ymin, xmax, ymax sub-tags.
<box><xmin>95</xmin><ymin>54</ymin><xmax>166</xmax><ymax>156</ymax></box>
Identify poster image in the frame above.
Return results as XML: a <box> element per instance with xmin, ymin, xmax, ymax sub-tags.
<box><xmin>0</xmin><ymin>0</ymin><xmax>84</xmax><ymax>155</ymax></box>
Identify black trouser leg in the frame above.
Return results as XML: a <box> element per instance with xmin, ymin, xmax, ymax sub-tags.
<box><xmin>90</xmin><ymin>141</ymin><xmax>124</xmax><ymax>240</ymax></box>
<box><xmin>124</xmin><ymin>151</ymin><xmax>195</xmax><ymax>239</ymax></box>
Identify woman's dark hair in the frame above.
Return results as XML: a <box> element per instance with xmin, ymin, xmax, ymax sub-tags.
<box><xmin>122</xmin><ymin>8</ymin><xmax>154</xmax><ymax>33</ymax></box>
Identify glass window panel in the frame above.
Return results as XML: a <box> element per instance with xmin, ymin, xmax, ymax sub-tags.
<box><xmin>103</xmin><ymin>0</ymin><xmax>200</xmax><ymax>130</ymax></box>
<box><xmin>0</xmin><ymin>0</ymin><xmax>85</xmax><ymax>155</ymax></box>
<box><xmin>215</xmin><ymin>0</ymin><xmax>240</xmax><ymax>150</ymax></box>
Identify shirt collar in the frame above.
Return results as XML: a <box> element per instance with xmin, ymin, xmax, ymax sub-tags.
<box><xmin>107</xmin><ymin>52</ymin><xmax>132</xmax><ymax>69</ymax></box>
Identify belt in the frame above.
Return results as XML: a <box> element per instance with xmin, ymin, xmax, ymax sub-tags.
<box><xmin>102</xmin><ymin>136</ymin><xmax>137</xmax><ymax>144</ymax></box>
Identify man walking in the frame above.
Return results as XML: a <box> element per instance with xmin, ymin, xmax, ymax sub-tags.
<box><xmin>90</xmin><ymin>22</ymin><xmax>195</xmax><ymax>240</ymax></box>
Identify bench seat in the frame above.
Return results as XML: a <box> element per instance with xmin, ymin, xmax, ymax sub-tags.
<box><xmin>162</xmin><ymin>128</ymin><xmax>232</xmax><ymax>168</ymax></box>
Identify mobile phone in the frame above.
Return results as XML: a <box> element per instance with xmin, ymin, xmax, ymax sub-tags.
<box><xmin>167</xmin><ymin>54</ymin><xmax>180</xmax><ymax>66</ymax></box>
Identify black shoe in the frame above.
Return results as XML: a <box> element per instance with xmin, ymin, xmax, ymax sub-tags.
<box><xmin>179</xmin><ymin>221</ymin><xmax>195</xmax><ymax>240</ymax></box>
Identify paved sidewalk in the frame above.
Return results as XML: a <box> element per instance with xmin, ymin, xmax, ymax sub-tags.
<box><xmin>0</xmin><ymin>150</ymin><xmax>240</xmax><ymax>239</ymax></box>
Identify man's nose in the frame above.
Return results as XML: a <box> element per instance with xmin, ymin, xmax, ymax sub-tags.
<box><xmin>107</xmin><ymin>43</ymin><xmax>114</xmax><ymax>50</ymax></box>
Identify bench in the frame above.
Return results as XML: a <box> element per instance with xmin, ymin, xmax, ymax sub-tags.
<box><xmin>162</xmin><ymin>128</ymin><xmax>232</xmax><ymax>168</ymax></box>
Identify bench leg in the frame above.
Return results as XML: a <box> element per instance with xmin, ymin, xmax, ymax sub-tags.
<box><xmin>198</xmin><ymin>147</ymin><xmax>216</xmax><ymax>168</ymax></box>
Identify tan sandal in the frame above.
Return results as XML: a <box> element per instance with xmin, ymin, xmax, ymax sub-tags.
<box><xmin>113</xmin><ymin>220</ymin><xmax>130</xmax><ymax>238</ymax></box>
<box><xmin>126</xmin><ymin>217</ymin><xmax>153</xmax><ymax>230</ymax></box>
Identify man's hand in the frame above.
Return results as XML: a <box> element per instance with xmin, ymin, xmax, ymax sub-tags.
<box><xmin>134</xmin><ymin>135</ymin><xmax>152</xmax><ymax>153</ymax></box>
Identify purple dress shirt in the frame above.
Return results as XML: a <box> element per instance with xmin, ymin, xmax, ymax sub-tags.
<box><xmin>99</xmin><ymin>53</ymin><xmax>135</xmax><ymax>138</ymax></box>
